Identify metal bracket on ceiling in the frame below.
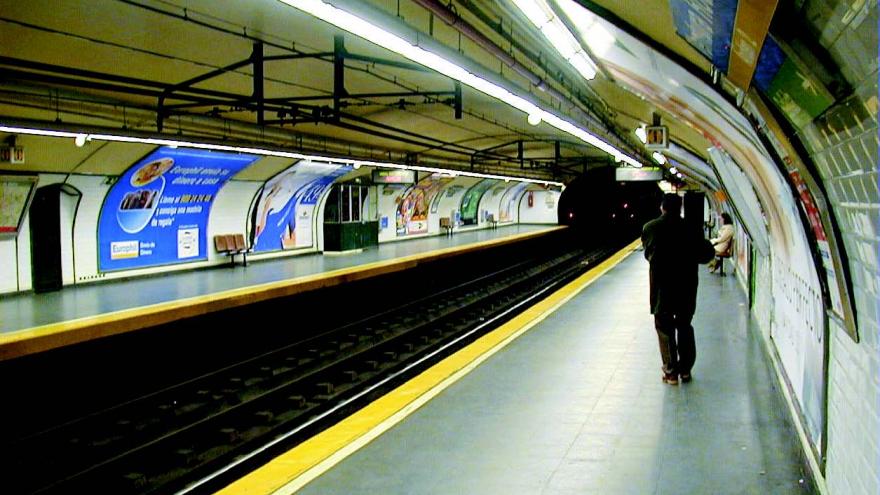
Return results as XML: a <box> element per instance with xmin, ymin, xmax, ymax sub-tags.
<box><xmin>469</xmin><ymin>138</ymin><xmax>603</xmax><ymax>178</ymax></box>
<box><xmin>155</xmin><ymin>34</ymin><xmax>464</xmax><ymax>131</ymax></box>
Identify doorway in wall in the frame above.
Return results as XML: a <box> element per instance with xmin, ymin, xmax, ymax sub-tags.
<box><xmin>29</xmin><ymin>183</ymin><xmax>80</xmax><ymax>293</ymax></box>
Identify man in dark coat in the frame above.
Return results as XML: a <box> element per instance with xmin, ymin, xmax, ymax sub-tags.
<box><xmin>641</xmin><ymin>193</ymin><xmax>714</xmax><ymax>385</ymax></box>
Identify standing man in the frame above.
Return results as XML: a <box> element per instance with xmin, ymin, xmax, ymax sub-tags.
<box><xmin>641</xmin><ymin>193</ymin><xmax>714</xmax><ymax>385</ymax></box>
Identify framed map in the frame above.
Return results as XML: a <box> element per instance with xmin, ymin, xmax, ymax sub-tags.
<box><xmin>0</xmin><ymin>175</ymin><xmax>38</xmax><ymax>236</ymax></box>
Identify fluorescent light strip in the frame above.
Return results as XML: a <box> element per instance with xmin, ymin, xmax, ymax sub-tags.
<box><xmin>277</xmin><ymin>0</ymin><xmax>642</xmax><ymax>168</ymax></box>
<box><xmin>651</xmin><ymin>151</ymin><xmax>667</xmax><ymax>165</ymax></box>
<box><xmin>0</xmin><ymin>125</ymin><xmax>562</xmax><ymax>187</ymax></box>
<box><xmin>512</xmin><ymin>0</ymin><xmax>598</xmax><ymax>80</ymax></box>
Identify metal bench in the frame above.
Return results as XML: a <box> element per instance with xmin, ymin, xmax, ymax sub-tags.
<box><xmin>439</xmin><ymin>217</ymin><xmax>454</xmax><ymax>236</ymax></box>
<box><xmin>213</xmin><ymin>234</ymin><xmax>250</xmax><ymax>267</ymax></box>
<box><xmin>715</xmin><ymin>242</ymin><xmax>733</xmax><ymax>276</ymax></box>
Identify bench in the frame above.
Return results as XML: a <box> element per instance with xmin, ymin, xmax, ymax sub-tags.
<box><xmin>439</xmin><ymin>217</ymin><xmax>454</xmax><ymax>236</ymax></box>
<box><xmin>715</xmin><ymin>242</ymin><xmax>733</xmax><ymax>276</ymax></box>
<box><xmin>485</xmin><ymin>213</ymin><xmax>498</xmax><ymax>229</ymax></box>
<box><xmin>214</xmin><ymin>234</ymin><xmax>250</xmax><ymax>267</ymax></box>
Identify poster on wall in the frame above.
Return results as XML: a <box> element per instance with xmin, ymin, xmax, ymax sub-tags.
<box><xmin>498</xmin><ymin>182</ymin><xmax>529</xmax><ymax>222</ymax></box>
<box><xmin>459</xmin><ymin>179</ymin><xmax>496</xmax><ymax>225</ymax></box>
<box><xmin>669</xmin><ymin>0</ymin><xmax>736</xmax><ymax>71</ymax></box>
<box><xmin>395</xmin><ymin>174</ymin><xmax>452</xmax><ymax>235</ymax></box>
<box><xmin>735</xmin><ymin>226</ymin><xmax>750</xmax><ymax>285</ymax></box>
<box><xmin>0</xmin><ymin>175</ymin><xmax>37</xmax><ymax>236</ymax></box>
<box><xmin>98</xmin><ymin>147</ymin><xmax>258</xmax><ymax>271</ymax></box>
<box><xmin>252</xmin><ymin>161</ymin><xmax>352</xmax><ymax>252</ymax></box>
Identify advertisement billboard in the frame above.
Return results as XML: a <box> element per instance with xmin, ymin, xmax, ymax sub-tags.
<box><xmin>395</xmin><ymin>174</ymin><xmax>452</xmax><ymax>235</ymax></box>
<box><xmin>98</xmin><ymin>147</ymin><xmax>258</xmax><ymax>271</ymax></box>
<box><xmin>252</xmin><ymin>161</ymin><xmax>352</xmax><ymax>252</ymax></box>
<box><xmin>499</xmin><ymin>181</ymin><xmax>529</xmax><ymax>223</ymax></box>
<box><xmin>460</xmin><ymin>179</ymin><xmax>496</xmax><ymax>225</ymax></box>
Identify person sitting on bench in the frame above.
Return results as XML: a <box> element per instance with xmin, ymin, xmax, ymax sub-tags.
<box><xmin>708</xmin><ymin>213</ymin><xmax>734</xmax><ymax>273</ymax></box>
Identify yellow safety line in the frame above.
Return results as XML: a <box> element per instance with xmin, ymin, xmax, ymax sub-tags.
<box><xmin>0</xmin><ymin>226</ymin><xmax>564</xmax><ymax>361</ymax></box>
<box><xmin>216</xmin><ymin>239</ymin><xmax>641</xmax><ymax>495</ymax></box>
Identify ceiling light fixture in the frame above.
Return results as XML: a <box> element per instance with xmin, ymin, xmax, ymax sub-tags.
<box><xmin>276</xmin><ymin>0</ymin><xmax>642</xmax><ymax>168</ymax></box>
<box><xmin>0</xmin><ymin>125</ymin><xmax>564</xmax><ymax>187</ymax></box>
<box><xmin>511</xmin><ymin>0</ymin><xmax>598</xmax><ymax>80</ymax></box>
<box><xmin>635</xmin><ymin>125</ymin><xmax>647</xmax><ymax>144</ymax></box>
<box><xmin>652</xmin><ymin>152</ymin><xmax>667</xmax><ymax>165</ymax></box>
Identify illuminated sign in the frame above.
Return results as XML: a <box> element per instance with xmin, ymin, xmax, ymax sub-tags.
<box><xmin>616</xmin><ymin>167</ymin><xmax>663</xmax><ymax>181</ymax></box>
<box><xmin>372</xmin><ymin>169</ymin><xmax>416</xmax><ymax>184</ymax></box>
<box><xmin>645</xmin><ymin>126</ymin><xmax>668</xmax><ymax>149</ymax></box>
<box><xmin>98</xmin><ymin>147</ymin><xmax>258</xmax><ymax>271</ymax></box>
<box><xmin>0</xmin><ymin>146</ymin><xmax>25</xmax><ymax>164</ymax></box>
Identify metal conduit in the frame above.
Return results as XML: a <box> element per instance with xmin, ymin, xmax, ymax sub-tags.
<box><xmin>410</xmin><ymin>0</ymin><xmax>631</xmax><ymax>154</ymax></box>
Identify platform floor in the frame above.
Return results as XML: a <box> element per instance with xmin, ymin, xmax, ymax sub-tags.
<box><xmin>1</xmin><ymin>224</ymin><xmax>553</xmax><ymax>335</ymax></box>
<box><xmin>292</xmin><ymin>251</ymin><xmax>815</xmax><ymax>494</ymax></box>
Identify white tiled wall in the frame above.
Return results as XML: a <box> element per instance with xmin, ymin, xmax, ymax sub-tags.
<box><xmin>518</xmin><ymin>190</ymin><xmax>560</xmax><ymax>224</ymax></box>
<box><xmin>67</xmin><ymin>175</ymin><xmax>110</xmax><ymax>283</ymax></box>
<box><xmin>207</xmin><ymin>181</ymin><xmax>262</xmax><ymax>261</ymax></box>
<box><xmin>794</xmin><ymin>3</ymin><xmax>879</xmax><ymax>492</ymax></box>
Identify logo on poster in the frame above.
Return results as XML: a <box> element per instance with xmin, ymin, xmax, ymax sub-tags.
<box><xmin>177</xmin><ymin>227</ymin><xmax>199</xmax><ymax>258</ymax></box>
<box><xmin>110</xmin><ymin>240</ymin><xmax>139</xmax><ymax>259</ymax></box>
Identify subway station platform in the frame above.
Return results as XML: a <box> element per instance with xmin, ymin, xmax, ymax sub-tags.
<box><xmin>0</xmin><ymin>224</ymin><xmax>558</xmax><ymax>360</ymax></box>
<box><xmin>221</xmin><ymin>245</ymin><xmax>815</xmax><ymax>495</ymax></box>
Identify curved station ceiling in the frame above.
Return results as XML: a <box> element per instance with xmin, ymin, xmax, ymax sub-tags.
<box><xmin>0</xmin><ymin>0</ymin><xmax>838</xmax><ymax>184</ymax></box>
<box><xmin>0</xmin><ymin>1</ymin><xmax>870</xmax><ymax>330</ymax></box>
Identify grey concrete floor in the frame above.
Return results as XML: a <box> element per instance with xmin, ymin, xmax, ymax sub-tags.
<box><xmin>297</xmin><ymin>252</ymin><xmax>816</xmax><ymax>495</ymax></box>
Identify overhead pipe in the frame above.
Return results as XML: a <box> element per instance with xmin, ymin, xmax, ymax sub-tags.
<box><xmin>410</xmin><ymin>0</ymin><xmax>636</xmax><ymax>156</ymax></box>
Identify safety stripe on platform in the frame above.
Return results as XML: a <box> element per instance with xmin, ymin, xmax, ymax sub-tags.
<box><xmin>0</xmin><ymin>226</ymin><xmax>564</xmax><ymax>361</ymax></box>
<box><xmin>215</xmin><ymin>239</ymin><xmax>641</xmax><ymax>495</ymax></box>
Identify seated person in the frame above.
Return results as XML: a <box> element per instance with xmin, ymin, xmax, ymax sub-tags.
<box><xmin>708</xmin><ymin>213</ymin><xmax>734</xmax><ymax>272</ymax></box>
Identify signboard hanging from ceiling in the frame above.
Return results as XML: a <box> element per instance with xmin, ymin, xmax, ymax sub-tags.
<box><xmin>372</xmin><ymin>169</ymin><xmax>416</xmax><ymax>184</ymax></box>
<box><xmin>645</xmin><ymin>126</ymin><xmax>668</xmax><ymax>149</ymax></box>
<box><xmin>616</xmin><ymin>167</ymin><xmax>663</xmax><ymax>181</ymax></box>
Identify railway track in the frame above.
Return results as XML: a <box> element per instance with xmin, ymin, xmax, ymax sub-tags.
<box><xmin>3</xmin><ymin>244</ymin><xmax>616</xmax><ymax>494</ymax></box>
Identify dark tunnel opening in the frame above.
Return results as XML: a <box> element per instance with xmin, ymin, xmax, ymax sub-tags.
<box><xmin>558</xmin><ymin>167</ymin><xmax>663</xmax><ymax>243</ymax></box>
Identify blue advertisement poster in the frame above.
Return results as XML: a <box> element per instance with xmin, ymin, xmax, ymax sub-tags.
<box><xmin>98</xmin><ymin>147</ymin><xmax>258</xmax><ymax>271</ymax></box>
<box><xmin>252</xmin><ymin>161</ymin><xmax>351</xmax><ymax>252</ymax></box>
<box><xmin>669</xmin><ymin>0</ymin><xmax>737</xmax><ymax>71</ymax></box>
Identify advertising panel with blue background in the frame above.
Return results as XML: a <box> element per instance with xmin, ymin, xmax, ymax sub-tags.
<box><xmin>98</xmin><ymin>147</ymin><xmax>258</xmax><ymax>271</ymax></box>
<box><xmin>252</xmin><ymin>161</ymin><xmax>351</xmax><ymax>252</ymax></box>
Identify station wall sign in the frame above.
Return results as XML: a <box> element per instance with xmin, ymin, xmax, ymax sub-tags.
<box><xmin>0</xmin><ymin>174</ymin><xmax>37</xmax><ymax>235</ymax></box>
